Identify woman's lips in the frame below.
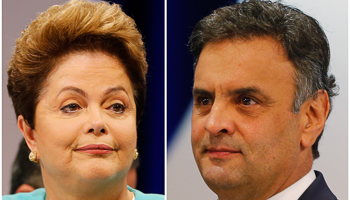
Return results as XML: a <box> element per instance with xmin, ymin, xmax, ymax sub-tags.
<box><xmin>76</xmin><ymin>144</ymin><xmax>115</xmax><ymax>154</ymax></box>
<box><xmin>206</xmin><ymin>147</ymin><xmax>242</xmax><ymax>159</ymax></box>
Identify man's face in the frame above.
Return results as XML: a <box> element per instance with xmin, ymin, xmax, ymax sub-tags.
<box><xmin>192</xmin><ymin>37</ymin><xmax>304</xmax><ymax>199</ymax></box>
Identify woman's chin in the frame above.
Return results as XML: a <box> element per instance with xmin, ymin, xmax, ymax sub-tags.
<box><xmin>79</xmin><ymin>168</ymin><xmax>125</xmax><ymax>182</ymax></box>
<box><xmin>74</xmin><ymin>160</ymin><xmax>128</xmax><ymax>182</ymax></box>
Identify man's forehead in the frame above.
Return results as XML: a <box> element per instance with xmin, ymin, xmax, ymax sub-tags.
<box><xmin>195</xmin><ymin>37</ymin><xmax>294</xmax><ymax>75</ymax></box>
<box><xmin>193</xmin><ymin>37</ymin><xmax>296</xmax><ymax>98</ymax></box>
<box><xmin>197</xmin><ymin>36</ymin><xmax>289</xmax><ymax>64</ymax></box>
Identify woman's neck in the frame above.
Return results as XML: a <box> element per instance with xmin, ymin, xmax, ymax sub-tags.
<box><xmin>42</xmin><ymin>170</ymin><xmax>132</xmax><ymax>200</ymax></box>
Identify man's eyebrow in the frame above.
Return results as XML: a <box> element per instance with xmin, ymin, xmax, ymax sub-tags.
<box><xmin>193</xmin><ymin>86</ymin><xmax>273</xmax><ymax>102</ymax></box>
<box><xmin>229</xmin><ymin>86</ymin><xmax>272</xmax><ymax>101</ymax></box>
<box><xmin>192</xmin><ymin>88</ymin><xmax>214</xmax><ymax>98</ymax></box>
<box><xmin>56</xmin><ymin>86</ymin><xmax>86</xmax><ymax>98</ymax></box>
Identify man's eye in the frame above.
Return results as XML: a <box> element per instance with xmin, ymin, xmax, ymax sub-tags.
<box><xmin>61</xmin><ymin>103</ymin><xmax>81</xmax><ymax>113</ymax></box>
<box><xmin>198</xmin><ymin>97</ymin><xmax>211</xmax><ymax>106</ymax></box>
<box><xmin>108</xmin><ymin>103</ymin><xmax>125</xmax><ymax>113</ymax></box>
<box><xmin>241</xmin><ymin>97</ymin><xmax>257</xmax><ymax>106</ymax></box>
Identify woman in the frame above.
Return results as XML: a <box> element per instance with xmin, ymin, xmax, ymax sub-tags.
<box><xmin>3</xmin><ymin>0</ymin><xmax>164</xmax><ymax>199</ymax></box>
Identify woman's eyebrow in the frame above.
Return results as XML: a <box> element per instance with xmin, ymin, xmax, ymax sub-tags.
<box><xmin>55</xmin><ymin>86</ymin><xmax>128</xmax><ymax>99</ymax></box>
<box><xmin>56</xmin><ymin>86</ymin><xmax>86</xmax><ymax>98</ymax></box>
<box><xmin>103</xmin><ymin>86</ymin><xmax>127</xmax><ymax>96</ymax></box>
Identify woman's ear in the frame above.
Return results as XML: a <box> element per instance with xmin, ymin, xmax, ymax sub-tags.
<box><xmin>17</xmin><ymin>115</ymin><xmax>38</xmax><ymax>153</ymax></box>
<box><xmin>300</xmin><ymin>90</ymin><xmax>330</xmax><ymax>148</ymax></box>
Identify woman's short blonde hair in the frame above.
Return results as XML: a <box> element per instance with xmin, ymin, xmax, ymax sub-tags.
<box><xmin>7</xmin><ymin>0</ymin><xmax>148</xmax><ymax>128</ymax></box>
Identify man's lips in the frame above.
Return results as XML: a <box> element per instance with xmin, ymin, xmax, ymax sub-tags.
<box><xmin>76</xmin><ymin>144</ymin><xmax>115</xmax><ymax>154</ymax></box>
<box><xmin>206</xmin><ymin>147</ymin><xmax>242</xmax><ymax>159</ymax></box>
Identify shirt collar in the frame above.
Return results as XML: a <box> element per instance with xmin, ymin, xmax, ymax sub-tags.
<box><xmin>268</xmin><ymin>169</ymin><xmax>316</xmax><ymax>200</ymax></box>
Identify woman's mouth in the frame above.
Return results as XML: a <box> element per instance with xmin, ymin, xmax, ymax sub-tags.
<box><xmin>76</xmin><ymin>144</ymin><xmax>115</xmax><ymax>154</ymax></box>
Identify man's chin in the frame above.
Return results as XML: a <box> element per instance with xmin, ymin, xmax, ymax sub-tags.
<box><xmin>199</xmin><ymin>163</ymin><xmax>245</xmax><ymax>190</ymax></box>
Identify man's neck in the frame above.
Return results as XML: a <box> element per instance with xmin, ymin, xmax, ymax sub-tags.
<box><xmin>268</xmin><ymin>169</ymin><xmax>316</xmax><ymax>200</ymax></box>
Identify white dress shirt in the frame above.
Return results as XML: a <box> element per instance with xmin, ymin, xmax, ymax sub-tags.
<box><xmin>268</xmin><ymin>169</ymin><xmax>316</xmax><ymax>200</ymax></box>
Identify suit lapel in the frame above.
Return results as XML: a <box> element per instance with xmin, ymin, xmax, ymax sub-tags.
<box><xmin>298</xmin><ymin>171</ymin><xmax>337</xmax><ymax>200</ymax></box>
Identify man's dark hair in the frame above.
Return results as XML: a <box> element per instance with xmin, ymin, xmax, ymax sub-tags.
<box><xmin>189</xmin><ymin>0</ymin><xmax>338</xmax><ymax>159</ymax></box>
<box><xmin>10</xmin><ymin>139</ymin><xmax>44</xmax><ymax>194</ymax></box>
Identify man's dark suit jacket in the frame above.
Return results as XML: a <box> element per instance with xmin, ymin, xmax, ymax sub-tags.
<box><xmin>298</xmin><ymin>171</ymin><xmax>337</xmax><ymax>200</ymax></box>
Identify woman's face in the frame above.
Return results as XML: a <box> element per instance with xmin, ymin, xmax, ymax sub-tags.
<box><xmin>31</xmin><ymin>51</ymin><xmax>137</xmax><ymax>183</ymax></box>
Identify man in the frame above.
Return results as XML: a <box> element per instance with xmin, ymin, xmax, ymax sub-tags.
<box><xmin>189</xmin><ymin>0</ymin><xmax>338</xmax><ymax>199</ymax></box>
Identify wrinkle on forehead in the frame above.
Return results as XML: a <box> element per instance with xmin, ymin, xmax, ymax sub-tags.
<box><xmin>193</xmin><ymin>36</ymin><xmax>296</xmax><ymax>111</ymax></box>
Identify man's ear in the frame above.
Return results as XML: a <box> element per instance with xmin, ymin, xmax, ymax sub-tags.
<box><xmin>300</xmin><ymin>90</ymin><xmax>330</xmax><ymax>148</ymax></box>
<box><xmin>17</xmin><ymin>115</ymin><xmax>39</xmax><ymax>155</ymax></box>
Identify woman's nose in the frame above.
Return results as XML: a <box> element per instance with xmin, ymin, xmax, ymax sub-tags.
<box><xmin>84</xmin><ymin>107</ymin><xmax>107</xmax><ymax>135</ymax></box>
<box><xmin>204</xmin><ymin>102</ymin><xmax>235</xmax><ymax>136</ymax></box>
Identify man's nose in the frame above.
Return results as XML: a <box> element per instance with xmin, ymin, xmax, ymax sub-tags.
<box><xmin>204</xmin><ymin>102</ymin><xmax>235</xmax><ymax>136</ymax></box>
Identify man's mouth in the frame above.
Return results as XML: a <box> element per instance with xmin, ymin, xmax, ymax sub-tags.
<box><xmin>206</xmin><ymin>147</ymin><xmax>242</xmax><ymax>159</ymax></box>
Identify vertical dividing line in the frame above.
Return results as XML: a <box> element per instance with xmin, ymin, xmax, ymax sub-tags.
<box><xmin>164</xmin><ymin>0</ymin><xmax>168</xmax><ymax>198</ymax></box>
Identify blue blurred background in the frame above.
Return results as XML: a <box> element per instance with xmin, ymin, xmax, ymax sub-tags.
<box><xmin>107</xmin><ymin>0</ymin><xmax>165</xmax><ymax>194</ymax></box>
<box><xmin>167</xmin><ymin>0</ymin><xmax>239</xmax><ymax>148</ymax></box>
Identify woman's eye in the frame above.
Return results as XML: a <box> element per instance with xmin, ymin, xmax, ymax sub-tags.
<box><xmin>108</xmin><ymin>103</ymin><xmax>125</xmax><ymax>113</ymax></box>
<box><xmin>61</xmin><ymin>103</ymin><xmax>81</xmax><ymax>113</ymax></box>
<box><xmin>241</xmin><ymin>97</ymin><xmax>257</xmax><ymax>106</ymax></box>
